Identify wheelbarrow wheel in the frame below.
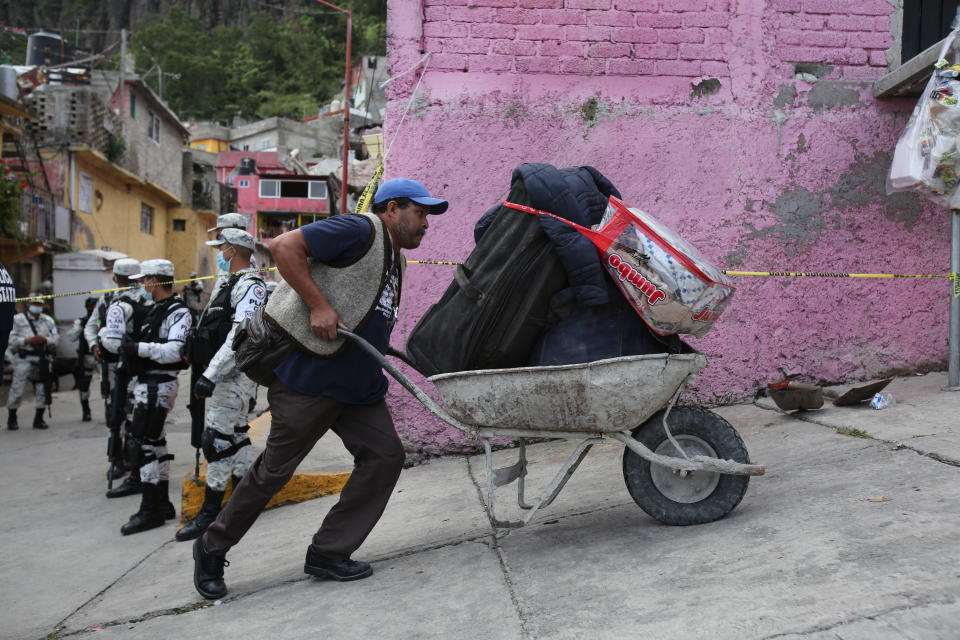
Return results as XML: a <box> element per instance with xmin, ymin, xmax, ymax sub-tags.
<box><xmin>622</xmin><ymin>406</ymin><xmax>750</xmax><ymax>526</ymax></box>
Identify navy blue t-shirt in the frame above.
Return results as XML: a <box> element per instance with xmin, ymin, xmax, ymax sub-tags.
<box><xmin>273</xmin><ymin>215</ymin><xmax>400</xmax><ymax>404</ymax></box>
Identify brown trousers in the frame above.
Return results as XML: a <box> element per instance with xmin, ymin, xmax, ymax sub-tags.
<box><xmin>202</xmin><ymin>378</ymin><xmax>405</xmax><ymax>559</ymax></box>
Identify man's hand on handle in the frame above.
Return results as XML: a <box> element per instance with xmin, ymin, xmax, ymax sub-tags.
<box><xmin>310</xmin><ymin>304</ymin><xmax>347</xmax><ymax>341</ymax></box>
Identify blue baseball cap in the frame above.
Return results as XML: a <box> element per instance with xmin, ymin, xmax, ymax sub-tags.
<box><xmin>374</xmin><ymin>178</ymin><xmax>448</xmax><ymax>215</ymax></box>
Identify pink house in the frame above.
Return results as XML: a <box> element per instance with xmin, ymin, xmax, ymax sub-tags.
<box><xmin>381</xmin><ymin>1</ymin><xmax>956</xmax><ymax>453</ymax></box>
<box><xmin>215</xmin><ymin>151</ymin><xmax>330</xmax><ymax>247</ymax></box>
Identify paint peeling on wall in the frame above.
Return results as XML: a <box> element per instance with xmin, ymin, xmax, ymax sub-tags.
<box><xmin>382</xmin><ymin>0</ymin><xmax>951</xmax><ymax>453</ymax></box>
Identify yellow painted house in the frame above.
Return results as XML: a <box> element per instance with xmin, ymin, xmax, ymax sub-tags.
<box><xmin>188</xmin><ymin>122</ymin><xmax>231</xmax><ymax>154</ymax></box>
<box><xmin>65</xmin><ymin>145</ymin><xmax>217</xmax><ymax>281</ymax></box>
<box><xmin>190</xmin><ymin>137</ymin><xmax>230</xmax><ymax>153</ymax></box>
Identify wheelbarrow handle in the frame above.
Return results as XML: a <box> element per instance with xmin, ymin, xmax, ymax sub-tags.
<box><xmin>337</xmin><ymin>329</ymin><xmax>476</xmax><ymax>435</ymax></box>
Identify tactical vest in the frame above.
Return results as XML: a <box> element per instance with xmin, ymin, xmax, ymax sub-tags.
<box><xmin>100</xmin><ymin>292</ymin><xmax>149</xmax><ymax>363</ymax></box>
<box><xmin>126</xmin><ymin>296</ymin><xmax>190</xmax><ymax>375</ymax></box>
<box><xmin>191</xmin><ymin>272</ymin><xmax>264</xmax><ymax>371</ymax></box>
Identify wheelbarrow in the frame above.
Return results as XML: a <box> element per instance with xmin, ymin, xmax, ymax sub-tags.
<box><xmin>340</xmin><ymin>330</ymin><xmax>765</xmax><ymax>529</ymax></box>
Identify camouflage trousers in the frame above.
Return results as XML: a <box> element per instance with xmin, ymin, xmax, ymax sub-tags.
<box><xmin>77</xmin><ymin>354</ymin><xmax>96</xmax><ymax>402</ymax></box>
<box><xmin>132</xmin><ymin>378</ymin><xmax>178</xmax><ymax>484</ymax></box>
<box><xmin>102</xmin><ymin>361</ymin><xmax>118</xmax><ymax>400</ymax></box>
<box><xmin>204</xmin><ymin>374</ymin><xmax>256</xmax><ymax>491</ymax></box>
<box><xmin>8</xmin><ymin>358</ymin><xmax>48</xmax><ymax>410</ymax></box>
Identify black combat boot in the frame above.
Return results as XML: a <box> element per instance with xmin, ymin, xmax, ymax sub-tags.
<box><xmin>106</xmin><ymin>470</ymin><xmax>141</xmax><ymax>498</ymax></box>
<box><xmin>158</xmin><ymin>480</ymin><xmax>176</xmax><ymax>521</ymax></box>
<box><xmin>81</xmin><ymin>400</ymin><xmax>92</xmax><ymax>422</ymax></box>
<box><xmin>7</xmin><ymin>409</ymin><xmax>18</xmax><ymax>430</ymax></box>
<box><xmin>175</xmin><ymin>487</ymin><xmax>224</xmax><ymax>542</ymax></box>
<box><xmin>193</xmin><ymin>536</ymin><xmax>228</xmax><ymax>600</ymax></box>
<box><xmin>32</xmin><ymin>408</ymin><xmax>48</xmax><ymax>430</ymax></box>
<box><xmin>121</xmin><ymin>483</ymin><xmax>166</xmax><ymax>535</ymax></box>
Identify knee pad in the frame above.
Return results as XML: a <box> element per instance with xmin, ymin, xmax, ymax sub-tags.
<box><xmin>201</xmin><ymin>428</ymin><xmax>251</xmax><ymax>463</ymax></box>
<box><xmin>128</xmin><ymin>406</ymin><xmax>149</xmax><ymax>439</ymax></box>
<box><xmin>144</xmin><ymin>407</ymin><xmax>168</xmax><ymax>441</ymax></box>
<box><xmin>123</xmin><ymin>435</ymin><xmax>143</xmax><ymax>469</ymax></box>
<box><xmin>200</xmin><ymin>428</ymin><xmax>222</xmax><ymax>462</ymax></box>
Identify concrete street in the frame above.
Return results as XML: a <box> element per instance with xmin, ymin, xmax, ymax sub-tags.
<box><xmin>2</xmin><ymin>372</ymin><xmax>959</xmax><ymax>640</ymax></box>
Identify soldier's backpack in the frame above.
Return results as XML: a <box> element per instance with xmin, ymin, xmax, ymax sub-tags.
<box><xmin>405</xmin><ymin>179</ymin><xmax>568</xmax><ymax>376</ymax></box>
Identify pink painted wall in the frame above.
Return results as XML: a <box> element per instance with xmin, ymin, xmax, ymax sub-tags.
<box><xmin>383</xmin><ymin>0</ymin><xmax>950</xmax><ymax>453</ymax></box>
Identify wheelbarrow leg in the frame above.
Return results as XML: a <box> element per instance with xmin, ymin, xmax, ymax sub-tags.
<box><xmin>517</xmin><ymin>440</ymin><xmax>533</xmax><ymax>510</ymax></box>
<box><xmin>482</xmin><ymin>437</ymin><xmax>603</xmax><ymax>529</ymax></box>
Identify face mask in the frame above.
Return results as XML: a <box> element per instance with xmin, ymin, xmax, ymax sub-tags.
<box><xmin>28</xmin><ymin>305</ymin><xmax>43</xmax><ymax>315</ymax></box>
<box><xmin>216</xmin><ymin>250</ymin><xmax>230</xmax><ymax>272</ymax></box>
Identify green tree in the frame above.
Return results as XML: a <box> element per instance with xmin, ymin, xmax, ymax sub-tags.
<box><xmin>127</xmin><ymin>1</ymin><xmax>386</xmax><ymax>123</ymax></box>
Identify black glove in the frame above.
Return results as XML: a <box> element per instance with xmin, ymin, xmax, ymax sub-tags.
<box><xmin>121</xmin><ymin>340</ymin><xmax>140</xmax><ymax>358</ymax></box>
<box><xmin>193</xmin><ymin>375</ymin><xmax>216</xmax><ymax>398</ymax></box>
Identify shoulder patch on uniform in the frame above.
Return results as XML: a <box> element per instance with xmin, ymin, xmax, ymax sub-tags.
<box><xmin>252</xmin><ymin>285</ymin><xmax>266</xmax><ymax>299</ymax></box>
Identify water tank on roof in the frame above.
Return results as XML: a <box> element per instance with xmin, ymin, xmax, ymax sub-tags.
<box><xmin>26</xmin><ymin>31</ymin><xmax>67</xmax><ymax>67</ymax></box>
<box><xmin>238</xmin><ymin>157</ymin><xmax>256</xmax><ymax>175</ymax></box>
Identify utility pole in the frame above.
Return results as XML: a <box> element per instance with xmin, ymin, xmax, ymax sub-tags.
<box><xmin>313</xmin><ymin>0</ymin><xmax>352</xmax><ymax>214</ymax></box>
<box><xmin>119</xmin><ymin>28</ymin><xmax>127</xmax><ymax>119</ymax></box>
<box><xmin>950</xmin><ymin>210</ymin><xmax>960</xmax><ymax>389</ymax></box>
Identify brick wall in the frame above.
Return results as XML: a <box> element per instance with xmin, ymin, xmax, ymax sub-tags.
<box><xmin>774</xmin><ymin>0</ymin><xmax>893</xmax><ymax>80</ymax></box>
<box><xmin>423</xmin><ymin>0</ymin><xmax>733</xmax><ymax>77</ymax></box>
<box><xmin>420</xmin><ymin>0</ymin><xmax>894</xmax><ymax>80</ymax></box>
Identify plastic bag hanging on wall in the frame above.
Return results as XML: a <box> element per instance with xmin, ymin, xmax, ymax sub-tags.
<box><xmin>888</xmin><ymin>12</ymin><xmax>960</xmax><ymax>207</ymax></box>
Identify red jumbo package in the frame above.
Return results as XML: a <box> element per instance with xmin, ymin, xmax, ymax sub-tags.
<box><xmin>505</xmin><ymin>197</ymin><xmax>735</xmax><ymax>337</ymax></box>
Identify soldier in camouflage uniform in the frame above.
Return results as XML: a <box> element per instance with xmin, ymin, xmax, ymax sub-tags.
<box><xmin>177</xmin><ymin>229</ymin><xmax>266</xmax><ymax>541</ymax></box>
<box><xmin>117</xmin><ymin>259</ymin><xmax>192</xmax><ymax>535</ymax></box>
<box><xmin>85</xmin><ymin>258</ymin><xmax>142</xmax><ymax>419</ymax></box>
<box><xmin>100</xmin><ymin>270</ymin><xmax>155</xmax><ymax>498</ymax></box>
<box><xmin>7</xmin><ymin>297</ymin><xmax>58</xmax><ymax>430</ymax></box>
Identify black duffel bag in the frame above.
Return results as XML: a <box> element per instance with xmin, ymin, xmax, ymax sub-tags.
<box><xmin>232</xmin><ymin>307</ymin><xmax>296</xmax><ymax>386</ymax></box>
<box><xmin>405</xmin><ymin>179</ymin><xmax>568</xmax><ymax>376</ymax></box>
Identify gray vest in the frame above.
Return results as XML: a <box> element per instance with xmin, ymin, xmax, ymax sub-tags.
<box><xmin>264</xmin><ymin>213</ymin><xmax>402</xmax><ymax>358</ymax></box>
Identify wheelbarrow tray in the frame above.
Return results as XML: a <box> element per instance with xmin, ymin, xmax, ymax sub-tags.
<box><xmin>427</xmin><ymin>352</ymin><xmax>708</xmax><ymax>433</ymax></box>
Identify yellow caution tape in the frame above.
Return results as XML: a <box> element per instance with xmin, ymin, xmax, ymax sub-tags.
<box><xmin>353</xmin><ymin>164</ymin><xmax>384</xmax><ymax>215</ymax></box>
<box><xmin>722</xmin><ymin>270</ymin><xmax>948</xmax><ymax>279</ymax></box>
<box><xmin>18</xmin><ymin>265</ymin><xmax>960</xmax><ymax>303</ymax></box>
<box><xmin>15</xmin><ymin>267</ymin><xmax>281</xmax><ymax>303</ymax></box>
<box><xmin>405</xmin><ymin>260</ymin><xmax>462</xmax><ymax>266</ymax></box>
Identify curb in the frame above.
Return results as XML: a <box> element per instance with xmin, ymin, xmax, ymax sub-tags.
<box><xmin>178</xmin><ymin>410</ymin><xmax>352</xmax><ymax>524</ymax></box>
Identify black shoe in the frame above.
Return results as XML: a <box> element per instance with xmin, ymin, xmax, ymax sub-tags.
<box><xmin>106</xmin><ymin>472</ymin><xmax>141</xmax><ymax>498</ymax></box>
<box><xmin>175</xmin><ymin>487</ymin><xmax>224</xmax><ymax>542</ymax></box>
<box><xmin>193</xmin><ymin>537</ymin><xmax>228</xmax><ymax>600</ymax></box>
<box><xmin>32</xmin><ymin>409</ymin><xmax>48</xmax><ymax>430</ymax></box>
<box><xmin>7</xmin><ymin>409</ymin><xmax>17</xmax><ymax>431</ymax></box>
<box><xmin>121</xmin><ymin>483</ymin><xmax>165</xmax><ymax>535</ymax></box>
<box><xmin>304</xmin><ymin>547</ymin><xmax>372</xmax><ymax>581</ymax></box>
<box><xmin>81</xmin><ymin>401</ymin><xmax>92</xmax><ymax>422</ymax></box>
